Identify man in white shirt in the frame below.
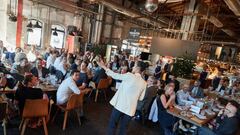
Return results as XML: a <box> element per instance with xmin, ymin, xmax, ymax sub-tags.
<box><xmin>98</xmin><ymin>60</ymin><xmax>147</xmax><ymax>135</ymax></box>
<box><xmin>177</xmin><ymin>84</ymin><xmax>196</xmax><ymax>106</ymax></box>
<box><xmin>46</xmin><ymin>51</ymin><xmax>57</xmax><ymax>69</ymax></box>
<box><xmin>56</xmin><ymin>70</ymin><xmax>81</xmax><ymax>105</ymax></box>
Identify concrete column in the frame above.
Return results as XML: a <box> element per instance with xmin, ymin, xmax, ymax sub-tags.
<box><xmin>0</xmin><ymin>0</ymin><xmax>8</xmax><ymax>43</ymax></box>
<box><xmin>94</xmin><ymin>4</ymin><xmax>104</xmax><ymax>44</ymax></box>
<box><xmin>180</xmin><ymin>0</ymin><xmax>200</xmax><ymax>40</ymax></box>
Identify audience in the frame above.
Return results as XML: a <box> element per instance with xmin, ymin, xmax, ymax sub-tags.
<box><xmin>197</xmin><ymin>101</ymin><xmax>240</xmax><ymax>135</ymax></box>
<box><xmin>177</xmin><ymin>84</ymin><xmax>196</xmax><ymax>106</ymax></box>
<box><xmin>15</xmin><ymin>74</ymin><xmax>47</xmax><ymax>114</ymax></box>
<box><xmin>157</xmin><ymin>84</ymin><xmax>178</xmax><ymax>135</ymax></box>
<box><xmin>11</xmin><ymin>58</ymin><xmax>31</xmax><ymax>75</ymax></box>
<box><xmin>136</xmin><ymin>76</ymin><xmax>158</xmax><ymax>117</ymax></box>
<box><xmin>56</xmin><ymin>70</ymin><xmax>81</xmax><ymax>105</ymax></box>
<box><xmin>46</xmin><ymin>50</ymin><xmax>57</xmax><ymax>69</ymax></box>
<box><xmin>76</xmin><ymin>61</ymin><xmax>89</xmax><ymax>89</ymax></box>
<box><xmin>190</xmin><ymin>80</ymin><xmax>204</xmax><ymax>98</ymax></box>
<box><xmin>30</xmin><ymin>58</ymin><xmax>49</xmax><ymax>80</ymax></box>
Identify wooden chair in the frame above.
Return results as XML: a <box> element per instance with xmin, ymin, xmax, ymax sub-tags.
<box><xmin>95</xmin><ymin>78</ymin><xmax>110</xmax><ymax>102</ymax></box>
<box><xmin>52</xmin><ymin>93</ymin><xmax>84</xmax><ymax>131</ymax></box>
<box><xmin>0</xmin><ymin>102</ymin><xmax>7</xmax><ymax>135</ymax></box>
<box><xmin>19</xmin><ymin>99</ymin><xmax>49</xmax><ymax>135</ymax></box>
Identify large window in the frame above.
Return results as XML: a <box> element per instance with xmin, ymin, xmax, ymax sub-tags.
<box><xmin>27</xmin><ymin>19</ymin><xmax>43</xmax><ymax>47</ymax></box>
<box><xmin>50</xmin><ymin>25</ymin><xmax>65</xmax><ymax>48</ymax></box>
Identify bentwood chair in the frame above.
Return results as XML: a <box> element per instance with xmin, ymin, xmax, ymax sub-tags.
<box><xmin>52</xmin><ymin>93</ymin><xmax>84</xmax><ymax>131</ymax></box>
<box><xmin>0</xmin><ymin>102</ymin><xmax>7</xmax><ymax>135</ymax></box>
<box><xmin>19</xmin><ymin>99</ymin><xmax>49</xmax><ymax>135</ymax></box>
<box><xmin>94</xmin><ymin>78</ymin><xmax>110</xmax><ymax>102</ymax></box>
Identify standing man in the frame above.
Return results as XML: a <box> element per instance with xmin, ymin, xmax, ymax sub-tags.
<box><xmin>98</xmin><ymin>60</ymin><xmax>147</xmax><ymax>135</ymax></box>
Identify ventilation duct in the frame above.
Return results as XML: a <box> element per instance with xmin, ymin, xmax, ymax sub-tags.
<box><xmin>224</xmin><ymin>0</ymin><xmax>240</xmax><ymax>16</ymax></box>
<box><xmin>98</xmin><ymin>0</ymin><xmax>168</xmax><ymax>28</ymax></box>
<box><xmin>201</xmin><ymin>15</ymin><xmax>223</xmax><ymax>28</ymax></box>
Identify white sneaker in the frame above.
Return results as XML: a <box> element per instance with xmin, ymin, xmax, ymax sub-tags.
<box><xmin>179</xmin><ymin>125</ymin><xmax>188</xmax><ymax>132</ymax></box>
<box><xmin>191</xmin><ymin>125</ymin><xmax>197</xmax><ymax>129</ymax></box>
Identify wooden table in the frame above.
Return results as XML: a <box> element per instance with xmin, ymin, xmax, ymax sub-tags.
<box><xmin>205</xmin><ymin>91</ymin><xmax>240</xmax><ymax>104</ymax></box>
<box><xmin>0</xmin><ymin>84</ymin><xmax>58</xmax><ymax>94</ymax></box>
<box><xmin>167</xmin><ymin>107</ymin><xmax>216</xmax><ymax>127</ymax></box>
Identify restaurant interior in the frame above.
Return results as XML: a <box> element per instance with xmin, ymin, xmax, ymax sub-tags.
<box><xmin>1</xmin><ymin>0</ymin><xmax>240</xmax><ymax>135</ymax></box>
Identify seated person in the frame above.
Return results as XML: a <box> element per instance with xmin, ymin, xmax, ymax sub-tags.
<box><xmin>177</xmin><ymin>84</ymin><xmax>196</xmax><ymax>106</ymax></box>
<box><xmin>215</xmin><ymin>77</ymin><xmax>229</xmax><ymax>93</ymax></box>
<box><xmin>14</xmin><ymin>47</ymin><xmax>27</xmax><ymax>64</ymax></box>
<box><xmin>15</xmin><ymin>74</ymin><xmax>47</xmax><ymax>114</ymax></box>
<box><xmin>30</xmin><ymin>58</ymin><xmax>49</xmax><ymax>80</ymax></box>
<box><xmin>136</xmin><ymin>76</ymin><xmax>158</xmax><ymax>113</ymax></box>
<box><xmin>56</xmin><ymin>70</ymin><xmax>81</xmax><ymax>105</ymax></box>
<box><xmin>197</xmin><ymin>100</ymin><xmax>240</xmax><ymax>135</ymax></box>
<box><xmin>157</xmin><ymin>84</ymin><xmax>178</xmax><ymax>135</ymax></box>
<box><xmin>92</xmin><ymin>62</ymin><xmax>107</xmax><ymax>86</ymax></box>
<box><xmin>167</xmin><ymin>75</ymin><xmax>180</xmax><ymax>93</ymax></box>
<box><xmin>76</xmin><ymin>61</ymin><xmax>89</xmax><ymax>89</ymax></box>
<box><xmin>154</xmin><ymin>60</ymin><xmax>162</xmax><ymax>79</ymax></box>
<box><xmin>91</xmin><ymin>61</ymin><xmax>100</xmax><ymax>75</ymax></box>
<box><xmin>11</xmin><ymin>58</ymin><xmax>31</xmax><ymax>76</ymax></box>
<box><xmin>190</xmin><ymin>80</ymin><xmax>204</xmax><ymax>98</ymax></box>
<box><xmin>70</xmin><ymin>58</ymin><xmax>81</xmax><ymax>71</ymax></box>
<box><xmin>212</xmin><ymin>71</ymin><xmax>222</xmax><ymax>90</ymax></box>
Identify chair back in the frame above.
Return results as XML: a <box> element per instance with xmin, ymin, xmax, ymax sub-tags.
<box><xmin>0</xmin><ymin>102</ymin><xmax>7</xmax><ymax>121</ymax></box>
<box><xmin>22</xmin><ymin>99</ymin><xmax>48</xmax><ymax>118</ymax></box>
<box><xmin>66</xmin><ymin>93</ymin><xmax>84</xmax><ymax>110</ymax></box>
<box><xmin>107</xmin><ymin>76</ymin><xmax>112</xmax><ymax>86</ymax></box>
<box><xmin>97</xmin><ymin>79</ymin><xmax>109</xmax><ymax>89</ymax></box>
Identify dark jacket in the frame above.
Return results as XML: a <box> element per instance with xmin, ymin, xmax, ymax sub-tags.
<box><xmin>212</xmin><ymin>77</ymin><xmax>221</xmax><ymax>90</ymax></box>
<box><xmin>190</xmin><ymin>86</ymin><xmax>204</xmax><ymax>98</ymax></box>
<box><xmin>215</xmin><ymin>115</ymin><xmax>240</xmax><ymax>135</ymax></box>
<box><xmin>137</xmin><ymin>86</ymin><xmax>158</xmax><ymax>111</ymax></box>
<box><xmin>30</xmin><ymin>67</ymin><xmax>49</xmax><ymax>78</ymax></box>
<box><xmin>167</xmin><ymin>79</ymin><xmax>180</xmax><ymax>93</ymax></box>
<box><xmin>92</xmin><ymin>68</ymin><xmax>107</xmax><ymax>84</ymax></box>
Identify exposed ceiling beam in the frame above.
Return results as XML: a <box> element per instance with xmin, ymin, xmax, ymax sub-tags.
<box><xmin>98</xmin><ymin>0</ymin><xmax>169</xmax><ymax>28</ymax></box>
<box><xmin>30</xmin><ymin>0</ymin><xmax>99</xmax><ymax>15</ymax></box>
<box><xmin>223</xmin><ymin>0</ymin><xmax>240</xmax><ymax>16</ymax></box>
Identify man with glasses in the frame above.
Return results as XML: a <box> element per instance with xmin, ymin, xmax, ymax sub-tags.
<box><xmin>197</xmin><ymin>100</ymin><xmax>240</xmax><ymax>135</ymax></box>
<box><xmin>177</xmin><ymin>84</ymin><xmax>196</xmax><ymax>106</ymax></box>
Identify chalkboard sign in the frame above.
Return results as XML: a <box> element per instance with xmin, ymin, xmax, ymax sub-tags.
<box><xmin>128</xmin><ymin>28</ymin><xmax>141</xmax><ymax>42</ymax></box>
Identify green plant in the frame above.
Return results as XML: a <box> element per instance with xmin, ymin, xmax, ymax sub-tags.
<box><xmin>88</xmin><ymin>44</ymin><xmax>107</xmax><ymax>56</ymax></box>
<box><xmin>172</xmin><ymin>54</ymin><xmax>195</xmax><ymax>79</ymax></box>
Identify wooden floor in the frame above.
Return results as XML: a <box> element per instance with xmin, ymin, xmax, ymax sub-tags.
<box><xmin>1</xmin><ymin>91</ymin><xmax>162</xmax><ymax>135</ymax></box>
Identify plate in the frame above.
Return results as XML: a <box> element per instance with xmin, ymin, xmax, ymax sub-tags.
<box><xmin>212</xmin><ymin>108</ymin><xmax>220</xmax><ymax>112</ymax></box>
<box><xmin>194</xmin><ymin>113</ymin><xmax>207</xmax><ymax>120</ymax></box>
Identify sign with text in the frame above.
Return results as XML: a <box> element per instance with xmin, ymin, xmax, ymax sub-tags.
<box><xmin>128</xmin><ymin>28</ymin><xmax>141</xmax><ymax>42</ymax></box>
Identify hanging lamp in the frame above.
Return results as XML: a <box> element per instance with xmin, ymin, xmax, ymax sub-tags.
<box><xmin>34</xmin><ymin>4</ymin><xmax>42</xmax><ymax>28</ymax></box>
<box><xmin>53</xmin><ymin>27</ymin><xmax>58</xmax><ymax>36</ymax></box>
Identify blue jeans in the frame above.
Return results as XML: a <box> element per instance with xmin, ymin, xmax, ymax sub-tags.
<box><xmin>107</xmin><ymin>108</ymin><xmax>132</xmax><ymax>135</ymax></box>
<box><xmin>198</xmin><ymin>127</ymin><xmax>216</xmax><ymax>135</ymax></box>
<box><xmin>162</xmin><ymin>127</ymin><xmax>177</xmax><ymax>135</ymax></box>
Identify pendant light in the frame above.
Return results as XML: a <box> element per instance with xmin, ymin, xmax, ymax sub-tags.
<box><xmin>27</xmin><ymin>2</ymin><xmax>33</xmax><ymax>31</ymax></box>
<box><xmin>27</xmin><ymin>21</ymin><xmax>33</xmax><ymax>28</ymax></box>
<box><xmin>27</xmin><ymin>28</ymin><xmax>33</xmax><ymax>32</ymax></box>
<box><xmin>34</xmin><ymin>4</ymin><xmax>42</xmax><ymax>28</ymax></box>
<box><xmin>34</xmin><ymin>21</ymin><xmax>42</xmax><ymax>28</ymax></box>
<box><xmin>53</xmin><ymin>27</ymin><xmax>58</xmax><ymax>36</ymax></box>
<box><xmin>145</xmin><ymin>0</ymin><xmax>158</xmax><ymax>13</ymax></box>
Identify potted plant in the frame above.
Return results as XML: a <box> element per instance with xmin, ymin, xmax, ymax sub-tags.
<box><xmin>172</xmin><ymin>54</ymin><xmax>196</xmax><ymax>84</ymax></box>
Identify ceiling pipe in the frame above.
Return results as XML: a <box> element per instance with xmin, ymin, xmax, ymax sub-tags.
<box><xmin>223</xmin><ymin>0</ymin><xmax>240</xmax><ymax>16</ymax></box>
<box><xmin>98</xmin><ymin>0</ymin><xmax>168</xmax><ymax>28</ymax></box>
<box><xmin>201</xmin><ymin>40</ymin><xmax>237</xmax><ymax>45</ymax></box>
<box><xmin>30</xmin><ymin>0</ymin><xmax>99</xmax><ymax>15</ymax></box>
